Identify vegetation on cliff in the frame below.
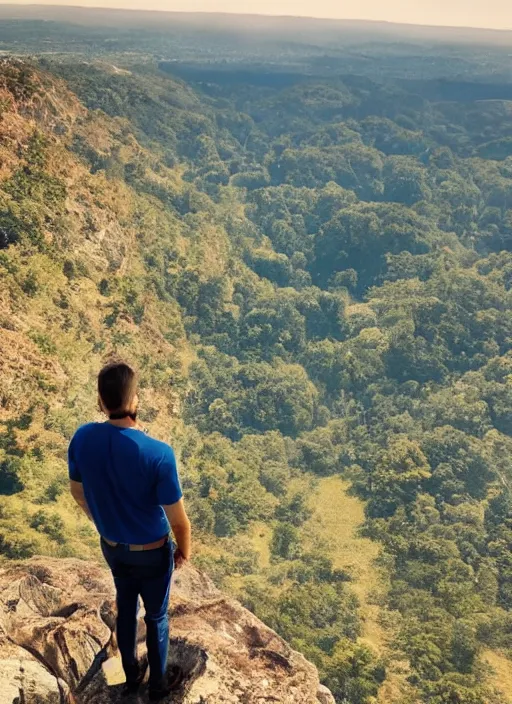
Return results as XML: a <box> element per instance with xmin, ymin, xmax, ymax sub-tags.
<box><xmin>0</xmin><ymin>17</ymin><xmax>512</xmax><ymax>700</ymax></box>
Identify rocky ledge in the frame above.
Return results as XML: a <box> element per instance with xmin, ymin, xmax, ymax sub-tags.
<box><xmin>0</xmin><ymin>557</ymin><xmax>334</xmax><ymax>704</ymax></box>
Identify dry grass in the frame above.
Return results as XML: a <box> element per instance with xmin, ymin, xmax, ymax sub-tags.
<box><xmin>482</xmin><ymin>649</ymin><xmax>512</xmax><ymax>703</ymax></box>
<box><xmin>306</xmin><ymin>476</ymin><xmax>418</xmax><ymax>703</ymax></box>
<box><xmin>305</xmin><ymin>476</ymin><xmax>386</xmax><ymax>653</ymax></box>
<box><xmin>248</xmin><ymin>521</ymin><xmax>273</xmax><ymax>570</ymax></box>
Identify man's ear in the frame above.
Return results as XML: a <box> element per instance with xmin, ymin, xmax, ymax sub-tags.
<box><xmin>130</xmin><ymin>393</ymin><xmax>139</xmax><ymax>413</ymax></box>
<box><xmin>98</xmin><ymin>395</ymin><xmax>107</xmax><ymax>415</ymax></box>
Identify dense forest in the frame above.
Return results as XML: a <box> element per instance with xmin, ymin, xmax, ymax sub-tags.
<box><xmin>0</xmin><ymin>11</ymin><xmax>511</xmax><ymax>703</ymax></box>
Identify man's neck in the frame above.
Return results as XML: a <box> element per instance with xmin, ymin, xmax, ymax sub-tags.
<box><xmin>108</xmin><ymin>418</ymin><xmax>137</xmax><ymax>429</ymax></box>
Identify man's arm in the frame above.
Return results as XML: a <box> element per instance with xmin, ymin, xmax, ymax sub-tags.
<box><xmin>163</xmin><ymin>498</ymin><xmax>192</xmax><ymax>568</ymax></box>
<box><xmin>69</xmin><ymin>480</ymin><xmax>93</xmax><ymax>521</ymax></box>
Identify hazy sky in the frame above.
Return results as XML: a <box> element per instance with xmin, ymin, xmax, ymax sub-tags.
<box><xmin>5</xmin><ymin>0</ymin><xmax>512</xmax><ymax>30</ymax></box>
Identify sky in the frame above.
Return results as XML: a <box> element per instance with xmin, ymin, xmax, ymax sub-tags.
<box><xmin>4</xmin><ymin>0</ymin><xmax>512</xmax><ymax>30</ymax></box>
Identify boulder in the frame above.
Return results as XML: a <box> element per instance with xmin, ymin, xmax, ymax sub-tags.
<box><xmin>0</xmin><ymin>557</ymin><xmax>333</xmax><ymax>703</ymax></box>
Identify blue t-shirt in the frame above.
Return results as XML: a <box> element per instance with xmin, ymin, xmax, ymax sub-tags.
<box><xmin>68</xmin><ymin>423</ymin><xmax>182</xmax><ymax>544</ymax></box>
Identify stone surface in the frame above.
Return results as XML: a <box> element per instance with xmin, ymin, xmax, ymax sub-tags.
<box><xmin>0</xmin><ymin>557</ymin><xmax>334</xmax><ymax>703</ymax></box>
<box><xmin>0</xmin><ymin>636</ymin><xmax>72</xmax><ymax>704</ymax></box>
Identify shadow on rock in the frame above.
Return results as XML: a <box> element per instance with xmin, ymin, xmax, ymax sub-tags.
<box><xmin>77</xmin><ymin>638</ymin><xmax>207</xmax><ymax>703</ymax></box>
<box><xmin>166</xmin><ymin>638</ymin><xmax>208</xmax><ymax>698</ymax></box>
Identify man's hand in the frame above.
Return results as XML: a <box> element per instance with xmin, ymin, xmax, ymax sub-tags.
<box><xmin>174</xmin><ymin>548</ymin><xmax>188</xmax><ymax>570</ymax></box>
<box><xmin>163</xmin><ymin>499</ymin><xmax>192</xmax><ymax>565</ymax></box>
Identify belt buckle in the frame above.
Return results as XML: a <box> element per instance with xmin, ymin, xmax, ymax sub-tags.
<box><xmin>130</xmin><ymin>544</ymin><xmax>144</xmax><ymax>552</ymax></box>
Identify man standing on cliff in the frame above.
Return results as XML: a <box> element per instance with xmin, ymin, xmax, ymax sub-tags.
<box><xmin>68</xmin><ymin>361</ymin><xmax>192</xmax><ymax>701</ymax></box>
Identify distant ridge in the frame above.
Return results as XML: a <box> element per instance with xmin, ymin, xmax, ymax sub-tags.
<box><xmin>0</xmin><ymin>3</ymin><xmax>511</xmax><ymax>45</ymax></box>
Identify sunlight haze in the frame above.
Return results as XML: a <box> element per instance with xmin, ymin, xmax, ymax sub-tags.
<box><xmin>3</xmin><ymin>0</ymin><xmax>512</xmax><ymax>30</ymax></box>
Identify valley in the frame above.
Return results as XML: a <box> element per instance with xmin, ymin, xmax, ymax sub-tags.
<box><xmin>0</xmin><ymin>11</ymin><xmax>511</xmax><ymax>702</ymax></box>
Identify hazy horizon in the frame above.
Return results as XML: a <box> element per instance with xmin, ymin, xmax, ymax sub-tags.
<box><xmin>1</xmin><ymin>0</ymin><xmax>511</xmax><ymax>31</ymax></box>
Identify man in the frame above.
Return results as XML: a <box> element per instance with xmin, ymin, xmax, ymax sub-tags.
<box><xmin>68</xmin><ymin>361</ymin><xmax>191</xmax><ymax>701</ymax></box>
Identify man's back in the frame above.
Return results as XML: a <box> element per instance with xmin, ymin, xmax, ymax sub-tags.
<box><xmin>68</xmin><ymin>422</ymin><xmax>182</xmax><ymax>544</ymax></box>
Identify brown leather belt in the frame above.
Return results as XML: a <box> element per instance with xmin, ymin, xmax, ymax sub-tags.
<box><xmin>102</xmin><ymin>535</ymin><xmax>168</xmax><ymax>552</ymax></box>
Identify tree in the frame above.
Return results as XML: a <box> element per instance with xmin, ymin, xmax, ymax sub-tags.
<box><xmin>0</xmin><ymin>456</ymin><xmax>24</xmax><ymax>495</ymax></box>
<box><xmin>422</xmin><ymin>427</ymin><xmax>494</xmax><ymax>502</ymax></box>
<box><xmin>368</xmin><ymin>437</ymin><xmax>431</xmax><ymax>517</ymax></box>
<box><xmin>271</xmin><ymin>523</ymin><xmax>300</xmax><ymax>559</ymax></box>
<box><xmin>322</xmin><ymin>640</ymin><xmax>385</xmax><ymax>704</ymax></box>
<box><xmin>314</xmin><ymin>202</ymin><xmax>433</xmax><ymax>292</ymax></box>
<box><xmin>384</xmin><ymin>156</ymin><xmax>431</xmax><ymax>205</ymax></box>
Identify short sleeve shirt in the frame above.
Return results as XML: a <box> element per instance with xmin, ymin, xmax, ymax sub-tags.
<box><xmin>68</xmin><ymin>423</ymin><xmax>182</xmax><ymax>544</ymax></box>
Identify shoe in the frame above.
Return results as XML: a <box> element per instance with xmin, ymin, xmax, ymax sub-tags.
<box><xmin>148</xmin><ymin>686</ymin><xmax>172</xmax><ymax>701</ymax></box>
<box><xmin>121</xmin><ymin>661</ymin><xmax>147</xmax><ymax>696</ymax></box>
<box><xmin>148</xmin><ymin>664</ymin><xmax>181</xmax><ymax>700</ymax></box>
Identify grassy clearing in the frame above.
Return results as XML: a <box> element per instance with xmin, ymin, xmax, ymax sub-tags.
<box><xmin>305</xmin><ymin>475</ymin><xmax>387</xmax><ymax>653</ymax></box>
<box><xmin>482</xmin><ymin>650</ymin><xmax>512</xmax><ymax>703</ymax></box>
<box><xmin>306</xmin><ymin>476</ymin><xmax>419</xmax><ymax>703</ymax></box>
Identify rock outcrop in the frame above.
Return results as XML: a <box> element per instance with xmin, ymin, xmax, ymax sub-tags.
<box><xmin>0</xmin><ymin>558</ymin><xmax>334</xmax><ymax>703</ymax></box>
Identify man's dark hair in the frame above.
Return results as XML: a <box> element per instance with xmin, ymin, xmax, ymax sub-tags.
<box><xmin>98</xmin><ymin>362</ymin><xmax>137</xmax><ymax>412</ymax></box>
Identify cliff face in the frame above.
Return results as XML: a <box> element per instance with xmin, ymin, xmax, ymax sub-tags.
<box><xmin>0</xmin><ymin>557</ymin><xmax>334</xmax><ymax>704</ymax></box>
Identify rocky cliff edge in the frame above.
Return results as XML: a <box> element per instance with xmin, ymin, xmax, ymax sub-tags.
<box><xmin>0</xmin><ymin>557</ymin><xmax>334</xmax><ymax>704</ymax></box>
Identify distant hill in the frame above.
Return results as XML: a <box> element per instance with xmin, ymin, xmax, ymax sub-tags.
<box><xmin>0</xmin><ymin>4</ymin><xmax>512</xmax><ymax>46</ymax></box>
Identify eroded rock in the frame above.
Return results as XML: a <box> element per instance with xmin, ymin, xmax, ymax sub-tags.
<box><xmin>0</xmin><ymin>637</ymin><xmax>72</xmax><ymax>704</ymax></box>
<box><xmin>0</xmin><ymin>557</ymin><xmax>333</xmax><ymax>703</ymax></box>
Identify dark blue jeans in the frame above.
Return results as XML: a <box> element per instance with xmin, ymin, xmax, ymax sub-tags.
<box><xmin>101</xmin><ymin>538</ymin><xmax>174</xmax><ymax>688</ymax></box>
